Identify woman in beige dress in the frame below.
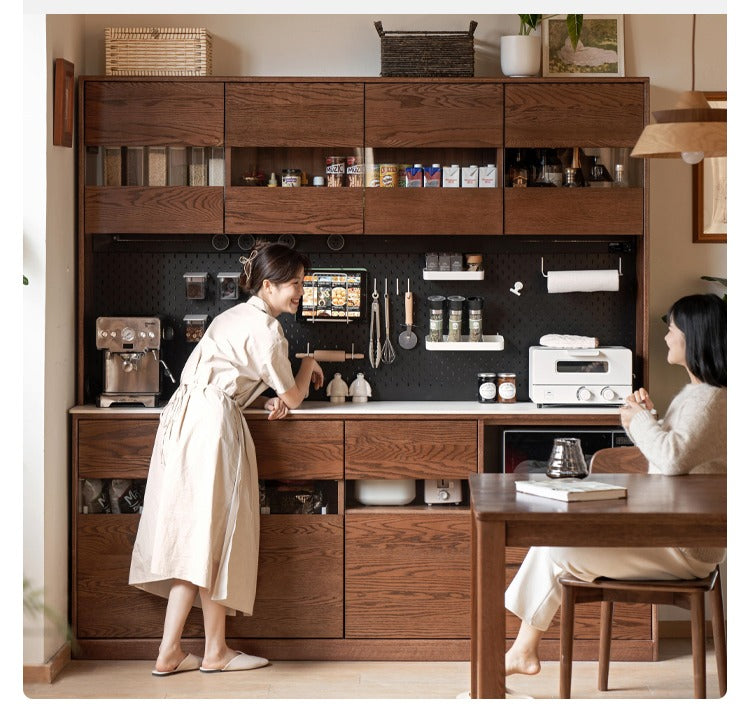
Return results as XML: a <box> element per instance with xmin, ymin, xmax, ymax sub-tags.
<box><xmin>129</xmin><ymin>243</ymin><xmax>324</xmax><ymax>676</ymax></box>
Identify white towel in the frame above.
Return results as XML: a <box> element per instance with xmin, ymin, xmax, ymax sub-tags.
<box><xmin>539</xmin><ymin>334</ymin><xmax>599</xmax><ymax>349</ymax></box>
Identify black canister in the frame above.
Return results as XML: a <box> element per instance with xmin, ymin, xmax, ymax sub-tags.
<box><xmin>477</xmin><ymin>373</ymin><xmax>497</xmax><ymax>403</ymax></box>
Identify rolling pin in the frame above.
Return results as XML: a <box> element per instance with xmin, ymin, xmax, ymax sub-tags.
<box><xmin>295</xmin><ymin>350</ymin><xmax>364</xmax><ymax>362</ymax></box>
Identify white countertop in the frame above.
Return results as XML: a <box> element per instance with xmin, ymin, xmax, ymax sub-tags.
<box><xmin>70</xmin><ymin>401</ymin><xmax>621</xmax><ymax>417</ymax></box>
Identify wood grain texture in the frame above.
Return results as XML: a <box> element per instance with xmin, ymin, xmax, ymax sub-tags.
<box><xmin>227</xmin><ymin>516</ymin><xmax>344</xmax><ymax>638</ymax></box>
<box><xmin>225</xmin><ymin>187</ymin><xmax>363</xmax><ymax>234</ymax></box>
<box><xmin>365</xmin><ymin>83</ymin><xmax>502</xmax><ymax>147</ymax></box>
<box><xmin>364</xmin><ymin>188</ymin><xmax>502</xmax><ymax>235</ymax></box>
<box><xmin>84</xmin><ymin>81</ymin><xmax>224</xmax><ymax>146</ymax></box>
<box><xmin>345</xmin><ymin>514</ymin><xmax>471</xmax><ymax>638</ymax></box>
<box><xmin>78</xmin><ymin>419</ymin><xmax>158</xmax><ymax>478</ymax></box>
<box><xmin>84</xmin><ymin>187</ymin><xmax>224</xmax><ymax>233</ymax></box>
<box><xmin>504</xmin><ymin>187</ymin><xmax>643</xmax><ymax>235</ymax></box>
<box><xmin>504</xmin><ymin>83</ymin><xmax>645</xmax><ymax>147</ymax></box>
<box><xmin>226</xmin><ymin>82</ymin><xmax>364</xmax><ymax>146</ymax></box>
<box><xmin>247</xmin><ymin>420</ymin><xmax>344</xmax><ymax>480</ymax></box>
<box><xmin>345</xmin><ymin>420</ymin><xmax>477</xmax><ymax>478</ymax></box>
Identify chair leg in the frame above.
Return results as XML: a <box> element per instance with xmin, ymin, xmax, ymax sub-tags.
<box><xmin>559</xmin><ymin>586</ymin><xmax>575</xmax><ymax>699</ymax></box>
<box><xmin>689</xmin><ymin>593</ymin><xmax>707</xmax><ymax>699</ymax></box>
<box><xmin>598</xmin><ymin>601</ymin><xmax>613</xmax><ymax>692</ymax></box>
<box><xmin>710</xmin><ymin>573</ymin><xmax>727</xmax><ymax>697</ymax></box>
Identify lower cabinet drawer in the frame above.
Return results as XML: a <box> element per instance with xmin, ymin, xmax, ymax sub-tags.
<box><xmin>78</xmin><ymin>419</ymin><xmax>158</xmax><ymax>478</ymax></box>
<box><xmin>345</xmin><ymin>513</ymin><xmax>471</xmax><ymax>638</ymax></box>
<box><xmin>76</xmin><ymin>514</ymin><xmax>344</xmax><ymax>639</ymax></box>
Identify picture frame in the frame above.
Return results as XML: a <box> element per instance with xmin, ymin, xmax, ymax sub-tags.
<box><xmin>53</xmin><ymin>58</ymin><xmax>74</xmax><ymax>147</ymax></box>
<box><xmin>693</xmin><ymin>91</ymin><xmax>727</xmax><ymax>244</ymax></box>
<box><xmin>543</xmin><ymin>15</ymin><xmax>624</xmax><ymax>78</ymax></box>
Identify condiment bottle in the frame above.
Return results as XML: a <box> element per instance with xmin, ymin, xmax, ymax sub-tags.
<box><xmin>477</xmin><ymin>373</ymin><xmax>497</xmax><ymax>403</ymax></box>
<box><xmin>427</xmin><ymin>295</ymin><xmax>445</xmax><ymax>343</ymax></box>
<box><xmin>447</xmin><ymin>295</ymin><xmax>465</xmax><ymax>342</ymax></box>
<box><xmin>467</xmin><ymin>296</ymin><xmax>484</xmax><ymax>342</ymax></box>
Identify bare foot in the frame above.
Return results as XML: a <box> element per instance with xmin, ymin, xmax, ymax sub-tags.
<box><xmin>505</xmin><ymin>648</ymin><xmax>541</xmax><ymax>676</ymax></box>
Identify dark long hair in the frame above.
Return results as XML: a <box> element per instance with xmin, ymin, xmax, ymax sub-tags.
<box><xmin>239</xmin><ymin>243</ymin><xmax>310</xmax><ymax>295</ymax></box>
<box><xmin>667</xmin><ymin>293</ymin><xmax>726</xmax><ymax>387</ymax></box>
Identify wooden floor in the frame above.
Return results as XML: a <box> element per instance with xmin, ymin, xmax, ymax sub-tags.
<box><xmin>23</xmin><ymin>639</ymin><xmax>724</xmax><ymax>700</ymax></box>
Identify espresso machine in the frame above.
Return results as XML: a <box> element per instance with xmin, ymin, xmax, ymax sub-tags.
<box><xmin>95</xmin><ymin>316</ymin><xmax>175</xmax><ymax>407</ymax></box>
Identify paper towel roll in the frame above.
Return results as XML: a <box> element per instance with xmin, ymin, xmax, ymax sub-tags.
<box><xmin>547</xmin><ymin>269</ymin><xmax>619</xmax><ymax>293</ymax></box>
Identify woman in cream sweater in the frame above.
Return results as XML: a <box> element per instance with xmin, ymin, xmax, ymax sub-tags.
<box><xmin>504</xmin><ymin>293</ymin><xmax>727</xmax><ymax>678</ymax></box>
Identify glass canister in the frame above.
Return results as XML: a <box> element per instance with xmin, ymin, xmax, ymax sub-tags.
<box><xmin>477</xmin><ymin>373</ymin><xmax>497</xmax><ymax>403</ymax></box>
<box><xmin>281</xmin><ymin>168</ymin><xmax>302</xmax><ymax>187</ymax></box>
<box><xmin>447</xmin><ymin>295</ymin><xmax>465</xmax><ymax>342</ymax></box>
<box><xmin>467</xmin><ymin>296</ymin><xmax>484</xmax><ymax>342</ymax></box>
<box><xmin>497</xmin><ymin>373</ymin><xmax>517</xmax><ymax>403</ymax></box>
<box><xmin>427</xmin><ymin>295</ymin><xmax>445</xmax><ymax>342</ymax></box>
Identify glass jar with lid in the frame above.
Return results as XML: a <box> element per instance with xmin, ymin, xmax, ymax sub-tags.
<box><xmin>467</xmin><ymin>296</ymin><xmax>484</xmax><ymax>342</ymax></box>
<box><xmin>427</xmin><ymin>295</ymin><xmax>445</xmax><ymax>343</ymax></box>
<box><xmin>447</xmin><ymin>296</ymin><xmax>465</xmax><ymax>342</ymax></box>
<box><xmin>497</xmin><ymin>373</ymin><xmax>517</xmax><ymax>403</ymax></box>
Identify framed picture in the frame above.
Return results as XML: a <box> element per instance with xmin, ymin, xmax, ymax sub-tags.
<box><xmin>53</xmin><ymin>58</ymin><xmax>74</xmax><ymax>147</ymax></box>
<box><xmin>693</xmin><ymin>91</ymin><xmax>727</xmax><ymax>244</ymax></box>
<box><xmin>543</xmin><ymin>15</ymin><xmax>624</xmax><ymax>77</ymax></box>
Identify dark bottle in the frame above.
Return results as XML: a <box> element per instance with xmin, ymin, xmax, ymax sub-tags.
<box><xmin>508</xmin><ymin>149</ymin><xmax>529</xmax><ymax>188</ymax></box>
<box><xmin>588</xmin><ymin>155</ymin><xmax>613</xmax><ymax>185</ymax></box>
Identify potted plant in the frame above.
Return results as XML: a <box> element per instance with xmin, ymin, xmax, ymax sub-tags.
<box><xmin>501</xmin><ymin>14</ymin><xmax>583</xmax><ymax>77</ymax></box>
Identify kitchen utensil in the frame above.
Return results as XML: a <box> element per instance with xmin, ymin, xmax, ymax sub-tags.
<box><xmin>368</xmin><ymin>279</ymin><xmax>382</xmax><ymax>368</ymax></box>
<box><xmin>381</xmin><ymin>278</ymin><xmax>396</xmax><ymax>364</ymax></box>
<box><xmin>295</xmin><ymin>349</ymin><xmax>364</xmax><ymax>362</ymax></box>
<box><xmin>546</xmin><ymin>437</ymin><xmax>589</xmax><ymax>479</ymax></box>
<box><xmin>398</xmin><ymin>279</ymin><xmax>418</xmax><ymax>350</ymax></box>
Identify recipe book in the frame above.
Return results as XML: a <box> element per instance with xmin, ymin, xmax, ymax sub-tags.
<box><xmin>514</xmin><ymin>478</ymin><xmax>628</xmax><ymax>502</ymax></box>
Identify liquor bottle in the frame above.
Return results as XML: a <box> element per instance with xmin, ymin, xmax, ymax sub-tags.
<box><xmin>508</xmin><ymin>149</ymin><xmax>528</xmax><ymax>188</ymax></box>
<box><xmin>588</xmin><ymin>155</ymin><xmax>612</xmax><ymax>186</ymax></box>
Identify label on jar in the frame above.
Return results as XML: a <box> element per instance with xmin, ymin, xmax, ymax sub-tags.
<box><xmin>479</xmin><ymin>382</ymin><xmax>497</xmax><ymax>402</ymax></box>
<box><xmin>498</xmin><ymin>382</ymin><xmax>516</xmax><ymax>401</ymax></box>
<box><xmin>380</xmin><ymin>164</ymin><xmax>398</xmax><ymax>188</ymax></box>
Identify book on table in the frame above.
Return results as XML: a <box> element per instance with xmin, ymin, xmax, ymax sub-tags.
<box><xmin>514</xmin><ymin>478</ymin><xmax>627</xmax><ymax>502</ymax></box>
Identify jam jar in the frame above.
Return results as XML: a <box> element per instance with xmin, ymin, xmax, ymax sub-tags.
<box><xmin>497</xmin><ymin>373</ymin><xmax>517</xmax><ymax>403</ymax></box>
<box><xmin>477</xmin><ymin>373</ymin><xmax>497</xmax><ymax>404</ymax></box>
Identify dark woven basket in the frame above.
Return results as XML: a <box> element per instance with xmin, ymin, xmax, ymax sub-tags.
<box><xmin>375</xmin><ymin>20</ymin><xmax>477</xmax><ymax>77</ymax></box>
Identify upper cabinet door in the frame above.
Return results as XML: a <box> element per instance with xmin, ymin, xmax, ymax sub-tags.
<box><xmin>84</xmin><ymin>81</ymin><xmax>224</xmax><ymax>146</ymax></box>
<box><xmin>226</xmin><ymin>82</ymin><xmax>364</xmax><ymax>146</ymax></box>
<box><xmin>505</xmin><ymin>82</ymin><xmax>645</xmax><ymax>147</ymax></box>
<box><xmin>365</xmin><ymin>82</ymin><xmax>503</xmax><ymax>147</ymax></box>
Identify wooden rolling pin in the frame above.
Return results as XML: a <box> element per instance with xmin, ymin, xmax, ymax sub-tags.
<box><xmin>295</xmin><ymin>350</ymin><xmax>364</xmax><ymax>362</ymax></box>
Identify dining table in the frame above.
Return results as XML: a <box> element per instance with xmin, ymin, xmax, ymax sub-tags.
<box><xmin>469</xmin><ymin>472</ymin><xmax>727</xmax><ymax>699</ymax></box>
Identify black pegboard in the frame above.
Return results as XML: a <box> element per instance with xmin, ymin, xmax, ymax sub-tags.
<box><xmin>87</xmin><ymin>234</ymin><xmax>639</xmax><ymax>403</ymax></box>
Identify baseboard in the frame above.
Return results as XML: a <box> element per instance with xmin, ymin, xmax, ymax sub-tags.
<box><xmin>23</xmin><ymin>643</ymin><xmax>71</xmax><ymax>684</ymax></box>
<box><xmin>659</xmin><ymin>620</ymin><xmax>723</xmax><ymax>639</ymax></box>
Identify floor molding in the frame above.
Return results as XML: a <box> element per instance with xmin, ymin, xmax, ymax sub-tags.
<box><xmin>23</xmin><ymin>643</ymin><xmax>71</xmax><ymax>684</ymax></box>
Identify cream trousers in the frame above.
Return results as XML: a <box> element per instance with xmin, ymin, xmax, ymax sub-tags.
<box><xmin>505</xmin><ymin>546</ymin><xmax>717</xmax><ymax>631</ymax></box>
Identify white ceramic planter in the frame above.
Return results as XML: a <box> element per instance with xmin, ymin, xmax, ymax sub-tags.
<box><xmin>500</xmin><ymin>34</ymin><xmax>541</xmax><ymax>77</ymax></box>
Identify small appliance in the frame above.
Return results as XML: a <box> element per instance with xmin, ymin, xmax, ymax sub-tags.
<box><xmin>424</xmin><ymin>479</ymin><xmax>463</xmax><ymax>505</ymax></box>
<box><xmin>96</xmin><ymin>316</ymin><xmax>175</xmax><ymax>407</ymax></box>
<box><xmin>529</xmin><ymin>346</ymin><xmax>633</xmax><ymax>407</ymax></box>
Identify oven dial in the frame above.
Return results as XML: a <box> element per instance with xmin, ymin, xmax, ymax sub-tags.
<box><xmin>601</xmin><ymin>387</ymin><xmax>617</xmax><ymax>402</ymax></box>
<box><xmin>439</xmin><ymin>489</ymin><xmax>450</xmax><ymax>501</ymax></box>
<box><xmin>576</xmin><ymin>386</ymin><xmax>593</xmax><ymax>402</ymax></box>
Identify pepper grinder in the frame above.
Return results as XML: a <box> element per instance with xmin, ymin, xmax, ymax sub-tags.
<box><xmin>326</xmin><ymin>373</ymin><xmax>349</xmax><ymax>404</ymax></box>
<box><xmin>348</xmin><ymin>373</ymin><xmax>372</xmax><ymax>403</ymax></box>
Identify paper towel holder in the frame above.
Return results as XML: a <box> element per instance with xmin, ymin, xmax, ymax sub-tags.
<box><xmin>540</xmin><ymin>257</ymin><xmax>623</xmax><ymax>278</ymax></box>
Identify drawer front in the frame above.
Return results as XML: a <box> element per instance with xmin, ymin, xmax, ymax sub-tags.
<box><xmin>345</xmin><ymin>420</ymin><xmax>477</xmax><ymax>479</ymax></box>
<box><xmin>227</xmin><ymin>516</ymin><xmax>344</xmax><ymax>638</ymax></box>
<box><xmin>505</xmin><ymin>83</ymin><xmax>645</xmax><ymax>147</ymax></box>
<box><xmin>246</xmin><ymin>420</ymin><xmax>344</xmax><ymax>480</ymax></box>
<box><xmin>226</xmin><ymin>82</ymin><xmax>364</xmax><ymax>146</ymax></box>
<box><xmin>364</xmin><ymin>188</ymin><xmax>501</xmax><ymax>235</ymax></box>
<box><xmin>78</xmin><ymin>419</ymin><xmax>158</xmax><ymax>478</ymax></box>
<box><xmin>365</xmin><ymin>83</ymin><xmax>503</xmax><ymax>147</ymax></box>
<box><xmin>345</xmin><ymin>513</ymin><xmax>471</xmax><ymax>638</ymax></box>
<box><xmin>84</xmin><ymin>187</ymin><xmax>224</xmax><ymax>234</ymax></box>
<box><xmin>84</xmin><ymin>81</ymin><xmax>224</xmax><ymax>146</ymax></box>
<box><xmin>225</xmin><ymin>187</ymin><xmax>363</xmax><ymax>234</ymax></box>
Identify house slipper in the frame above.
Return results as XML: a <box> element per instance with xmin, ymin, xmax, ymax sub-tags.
<box><xmin>199</xmin><ymin>651</ymin><xmax>269</xmax><ymax>673</ymax></box>
<box><xmin>151</xmin><ymin>652</ymin><xmax>202</xmax><ymax>677</ymax></box>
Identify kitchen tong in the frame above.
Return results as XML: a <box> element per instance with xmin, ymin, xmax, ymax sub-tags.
<box><xmin>369</xmin><ymin>278</ymin><xmax>382</xmax><ymax>368</ymax></box>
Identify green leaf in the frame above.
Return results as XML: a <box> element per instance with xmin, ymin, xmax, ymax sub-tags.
<box><xmin>518</xmin><ymin>14</ymin><xmax>542</xmax><ymax>35</ymax></box>
<box><xmin>567</xmin><ymin>14</ymin><xmax>583</xmax><ymax>49</ymax></box>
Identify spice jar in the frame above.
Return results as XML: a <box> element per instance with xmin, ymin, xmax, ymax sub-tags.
<box><xmin>497</xmin><ymin>373</ymin><xmax>517</xmax><ymax>403</ymax></box>
<box><xmin>467</xmin><ymin>296</ymin><xmax>484</xmax><ymax>342</ymax></box>
<box><xmin>281</xmin><ymin>168</ymin><xmax>302</xmax><ymax>187</ymax></box>
<box><xmin>427</xmin><ymin>295</ymin><xmax>445</xmax><ymax>343</ymax></box>
<box><xmin>447</xmin><ymin>295</ymin><xmax>465</xmax><ymax>343</ymax></box>
<box><xmin>477</xmin><ymin>373</ymin><xmax>497</xmax><ymax>403</ymax></box>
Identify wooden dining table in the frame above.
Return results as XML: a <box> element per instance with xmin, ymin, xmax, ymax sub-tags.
<box><xmin>469</xmin><ymin>472</ymin><xmax>727</xmax><ymax>699</ymax></box>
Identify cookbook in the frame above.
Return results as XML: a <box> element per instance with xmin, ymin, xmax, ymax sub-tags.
<box><xmin>514</xmin><ymin>478</ymin><xmax>627</xmax><ymax>502</ymax></box>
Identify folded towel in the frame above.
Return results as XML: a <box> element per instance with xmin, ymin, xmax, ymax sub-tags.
<box><xmin>539</xmin><ymin>334</ymin><xmax>599</xmax><ymax>349</ymax></box>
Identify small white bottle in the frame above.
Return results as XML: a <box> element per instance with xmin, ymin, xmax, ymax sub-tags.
<box><xmin>348</xmin><ymin>373</ymin><xmax>372</xmax><ymax>403</ymax></box>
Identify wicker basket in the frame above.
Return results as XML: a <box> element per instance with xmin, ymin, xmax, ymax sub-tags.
<box><xmin>375</xmin><ymin>20</ymin><xmax>477</xmax><ymax>77</ymax></box>
<box><xmin>105</xmin><ymin>27</ymin><xmax>212</xmax><ymax>76</ymax></box>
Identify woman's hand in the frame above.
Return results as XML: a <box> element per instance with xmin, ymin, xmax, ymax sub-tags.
<box><xmin>620</xmin><ymin>388</ymin><xmax>654</xmax><ymax>430</ymax></box>
<box><xmin>264</xmin><ymin>397</ymin><xmax>289</xmax><ymax>420</ymax></box>
<box><xmin>310</xmin><ymin>360</ymin><xmax>325</xmax><ymax>390</ymax></box>
<box><xmin>627</xmin><ymin>387</ymin><xmax>654</xmax><ymax>410</ymax></box>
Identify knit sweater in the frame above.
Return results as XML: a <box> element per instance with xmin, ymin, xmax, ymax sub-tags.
<box><xmin>628</xmin><ymin>383</ymin><xmax>727</xmax><ymax>564</ymax></box>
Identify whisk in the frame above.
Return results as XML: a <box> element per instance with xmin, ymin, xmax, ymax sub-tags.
<box><xmin>381</xmin><ymin>278</ymin><xmax>396</xmax><ymax>364</ymax></box>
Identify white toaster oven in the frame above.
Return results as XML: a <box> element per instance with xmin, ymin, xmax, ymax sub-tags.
<box><xmin>529</xmin><ymin>346</ymin><xmax>633</xmax><ymax>406</ymax></box>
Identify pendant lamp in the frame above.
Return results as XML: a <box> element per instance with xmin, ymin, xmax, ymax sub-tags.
<box><xmin>631</xmin><ymin>14</ymin><xmax>726</xmax><ymax>164</ymax></box>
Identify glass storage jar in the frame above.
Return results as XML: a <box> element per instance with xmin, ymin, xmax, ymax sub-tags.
<box><xmin>427</xmin><ymin>295</ymin><xmax>445</xmax><ymax>342</ymax></box>
<box><xmin>447</xmin><ymin>296</ymin><xmax>465</xmax><ymax>342</ymax></box>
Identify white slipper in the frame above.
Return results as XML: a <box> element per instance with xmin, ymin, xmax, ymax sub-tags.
<box><xmin>199</xmin><ymin>651</ymin><xmax>269</xmax><ymax>673</ymax></box>
<box><xmin>151</xmin><ymin>652</ymin><xmax>202</xmax><ymax>677</ymax></box>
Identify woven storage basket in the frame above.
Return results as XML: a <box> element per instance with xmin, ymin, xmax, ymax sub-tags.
<box><xmin>105</xmin><ymin>27</ymin><xmax>212</xmax><ymax>76</ymax></box>
<box><xmin>375</xmin><ymin>21</ymin><xmax>477</xmax><ymax>77</ymax></box>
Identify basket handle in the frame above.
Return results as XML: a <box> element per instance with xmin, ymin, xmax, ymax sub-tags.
<box><xmin>374</xmin><ymin>21</ymin><xmax>385</xmax><ymax>38</ymax></box>
<box><xmin>468</xmin><ymin>20</ymin><xmax>478</xmax><ymax>37</ymax></box>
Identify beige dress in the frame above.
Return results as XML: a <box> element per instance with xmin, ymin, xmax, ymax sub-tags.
<box><xmin>129</xmin><ymin>296</ymin><xmax>296</xmax><ymax>615</ymax></box>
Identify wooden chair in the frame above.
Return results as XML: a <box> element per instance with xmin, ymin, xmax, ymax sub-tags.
<box><xmin>558</xmin><ymin>445</ymin><xmax>727</xmax><ymax>699</ymax></box>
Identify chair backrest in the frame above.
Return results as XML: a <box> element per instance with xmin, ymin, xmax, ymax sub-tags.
<box><xmin>589</xmin><ymin>446</ymin><xmax>648</xmax><ymax>475</ymax></box>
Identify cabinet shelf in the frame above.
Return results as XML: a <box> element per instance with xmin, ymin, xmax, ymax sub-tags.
<box><xmin>425</xmin><ymin>334</ymin><xmax>504</xmax><ymax>351</ymax></box>
<box><xmin>422</xmin><ymin>269</ymin><xmax>485</xmax><ymax>281</ymax></box>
